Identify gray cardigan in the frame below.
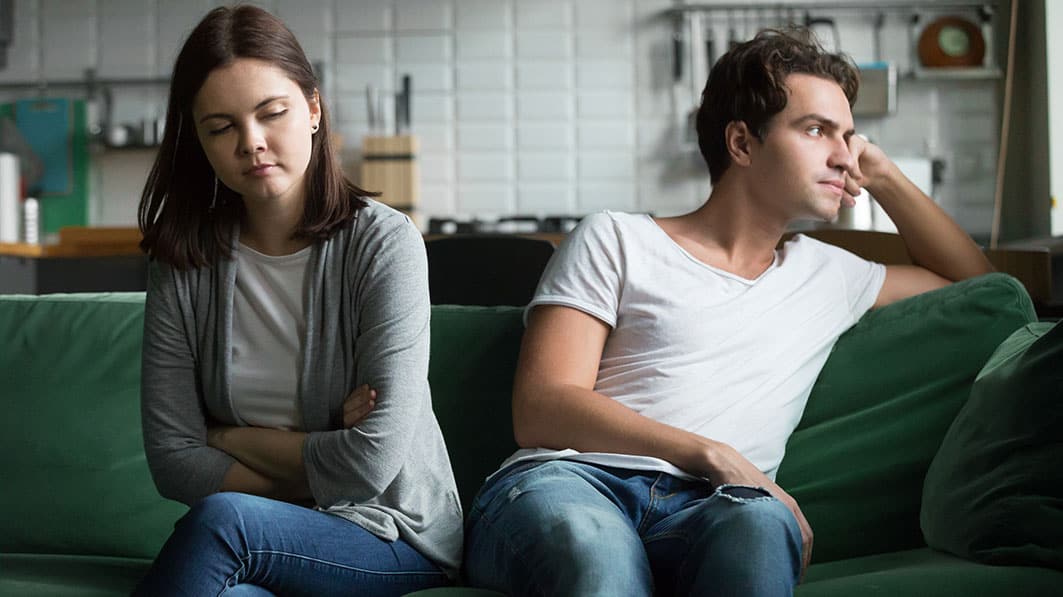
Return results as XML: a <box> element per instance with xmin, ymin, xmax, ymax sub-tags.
<box><xmin>140</xmin><ymin>201</ymin><xmax>462</xmax><ymax>577</ymax></box>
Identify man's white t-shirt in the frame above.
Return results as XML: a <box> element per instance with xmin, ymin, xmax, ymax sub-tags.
<box><xmin>497</xmin><ymin>211</ymin><xmax>887</xmax><ymax>481</ymax></box>
<box><xmin>230</xmin><ymin>243</ymin><xmax>312</xmax><ymax>430</ymax></box>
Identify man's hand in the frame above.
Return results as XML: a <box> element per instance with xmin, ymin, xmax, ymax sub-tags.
<box><xmin>705</xmin><ymin>441</ymin><xmax>814</xmax><ymax>581</ymax></box>
<box><xmin>342</xmin><ymin>384</ymin><xmax>376</xmax><ymax>428</ymax></box>
<box><xmin>841</xmin><ymin>134</ymin><xmax>893</xmax><ymax>205</ymax></box>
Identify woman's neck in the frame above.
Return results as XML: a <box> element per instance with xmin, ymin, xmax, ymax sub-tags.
<box><xmin>239</xmin><ymin>194</ymin><xmax>313</xmax><ymax>256</ymax></box>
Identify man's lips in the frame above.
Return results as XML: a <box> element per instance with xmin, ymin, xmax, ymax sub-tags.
<box><xmin>819</xmin><ymin>179</ymin><xmax>845</xmax><ymax>196</ymax></box>
<box><xmin>244</xmin><ymin>163</ymin><xmax>276</xmax><ymax>176</ymax></box>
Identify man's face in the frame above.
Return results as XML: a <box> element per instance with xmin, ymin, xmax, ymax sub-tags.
<box><xmin>747</xmin><ymin>73</ymin><xmax>856</xmax><ymax>223</ymax></box>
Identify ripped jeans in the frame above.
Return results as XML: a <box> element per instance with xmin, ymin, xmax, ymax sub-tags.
<box><xmin>464</xmin><ymin>460</ymin><xmax>802</xmax><ymax>597</ymax></box>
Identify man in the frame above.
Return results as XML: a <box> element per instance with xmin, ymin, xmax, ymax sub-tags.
<box><xmin>463</xmin><ymin>29</ymin><xmax>993</xmax><ymax>596</ymax></box>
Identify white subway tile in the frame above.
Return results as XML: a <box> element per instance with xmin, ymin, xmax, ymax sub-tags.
<box><xmin>577</xmin><ymin>30</ymin><xmax>632</xmax><ymax>59</ymax></box>
<box><xmin>519</xmin><ymin>153</ymin><xmax>574</xmax><ymax>181</ymax></box>
<box><xmin>397</xmin><ymin>34</ymin><xmax>452</xmax><ymax>63</ymax></box>
<box><xmin>458</xmin><ymin>124</ymin><xmax>513</xmax><ymax>150</ymax></box>
<box><xmin>336</xmin><ymin>0</ymin><xmax>392</xmax><ymax>32</ymax></box>
<box><xmin>456</xmin><ymin>32</ymin><xmax>512</xmax><ymax>59</ymax></box>
<box><xmin>517</xmin><ymin>62</ymin><xmax>572</xmax><ymax>90</ymax></box>
<box><xmin>515</xmin><ymin>0</ymin><xmax>571</xmax><ymax>30</ymax></box>
<box><xmin>42</xmin><ymin>0</ymin><xmax>93</xmax><ymax>18</ymax></box>
<box><xmin>274</xmin><ymin>0</ymin><xmax>330</xmax><ymax>36</ymax></box>
<box><xmin>395</xmin><ymin>0</ymin><xmax>452</xmax><ymax>31</ymax></box>
<box><xmin>575</xmin><ymin>0</ymin><xmax>631</xmax><ymax>31</ymax></box>
<box><xmin>579</xmin><ymin>151</ymin><xmax>636</xmax><ymax>181</ymax></box>
<box><xmin>578</xmin><ymin>122</ymin><xmax>634</xmax><ymax>149</ymax></box>
<box><xmin>42</xmin><ymin>18</ymin><xmax>96</xmax><ymax>80</ymax></box>
<box><xmin>458</xmin><ymin>154</ymin><xmax>514</xmax><ymax>181</ymax></box>
<box><xmin>518</xmin><ymin>123</ymin><xmax>573</xmax><ymax>149</ymax></box>
<box><xmin>336</xmin><ymin>36</ymin><xmax>392</xmax><ymax>64</ymax></box>
<box><xmin>415</xmin><ymin>124</ymin><xmax>455</xmax><ymax>151</ymax></box>
<box><xmin>455</xmin><ymin>0</ymin><xmax>511</xmax><ymax>30</ymax></box>
<box><xmin>516</xmin><ymin>31</ymin><xmax>572</xmax><ymax>59</ymax></box>
<box><xmin>411</xmin><ymin>94</ymin><xmax>454</xmax><ymax>124</ymax></box>
<box><xmin>99</xmin><ymin>16</ymin><xmax>156</xmax><ymax>79</ymax></box>
<box><xmin>419</xmin><ymin>183</ymin><xmax>457</xmax><ymax>220</ymax></box>
<box><xmin>577</xmin><ymin>92</ymin><xmax>633</xmax><ymax>119</ymax></box>
<box><xmin>334</xmin><ymin>65</ymin><xmax>392</xmax><ymax>93</ymax></box>
<box><xmin>576</xmin><ymin>61</ymin><xmax>633</xmax><ymax>90</ymax></box>
<box><xmin>457</xmin><ymin>94</ymin><xmax>514</xmax><ymax>121</ymax></box>
<box><xmin>579</xmin><ymin>183</ymin><xmax>636</xmax><ymax>212</ymax></box>
<box><xmin>395</xmin><ymin>64</ymin><xmax>452</xmax><ymax>92</ymax></box>
<box><xmin>456</xmin><ymin>62</ymin><xmax>512</xmax><ymax>91</ymax></box>
<box><xmin>517</xmin><ymin>183</ymin><xmax>576</xmax><ymax>214</ymax></box>
<box><xmin>457</xmin><ymin>183</ymin><xmax>515</xmax><ymax>212</ymax></box>
<box><xmin>419</xmin><ymin>153</ymin><xmax>454</xmax><ymax>182</ymax></box>
<box><xmin>517</xmin><ymin>93</ymin><xmax>574</xmax><ymax>120</ymax></box>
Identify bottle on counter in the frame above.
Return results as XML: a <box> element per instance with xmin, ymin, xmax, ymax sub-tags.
<box><xmin>23</xmin><ymin>197</ymin><xmax>38</xmax><ymax>245</ymax></box>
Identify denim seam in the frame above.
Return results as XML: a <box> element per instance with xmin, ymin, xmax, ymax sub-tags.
<box><xmin>636</xmin><ymin>473</ymin><xmax>666</xmax><ymax>535</ymax></box>
<box><xmin>472</xmin><ymin>515</ymin><xmax>549</xmax><ymax>597</ymax></box>
<box><xmin>245</xmin><ymin>549</ymin><xmax>447</xmax><ymax>578</ymax></box>
<box><xmin>218</xmin><ymin>553</ymin><xmax>251</xmax><ymax>597</ymax></box>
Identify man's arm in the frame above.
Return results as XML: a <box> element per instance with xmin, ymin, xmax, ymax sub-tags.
<box><xmin>513</xmin><ymin>304</ymin><xmax>814</xmax><ymax>573</ymax></box>
<box><xmin>845</xmin><ymin>138</ymin><xmax>994</xmax><ymax>308</ymax></box>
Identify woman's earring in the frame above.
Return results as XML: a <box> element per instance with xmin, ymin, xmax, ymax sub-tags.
<box><xmin>311</xmin><ymin>123</ymin><xmax>319</xmax><ymax>134</ymax></box>
<box><xmin>210</xmin><ymin>176</ymin><xmax>218</xmax><ymax>211</ymax></box>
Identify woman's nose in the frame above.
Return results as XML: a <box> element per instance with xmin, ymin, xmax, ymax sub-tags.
<box><xmin>238</xmin><ymin>126</ymin><xmax>266</xmax><ymax>155</ymax></box>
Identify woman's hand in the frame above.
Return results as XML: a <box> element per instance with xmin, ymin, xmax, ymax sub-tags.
<box><xmin>342</xmin><ymin>384</ymin><xmax>377</xmax><ymax>428</ymax></box>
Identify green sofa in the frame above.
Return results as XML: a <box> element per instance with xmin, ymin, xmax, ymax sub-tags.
<box><xmin>1</xmin><ymin>273</ymin><xmax>1060</xmax><ymax>596</ymax></box>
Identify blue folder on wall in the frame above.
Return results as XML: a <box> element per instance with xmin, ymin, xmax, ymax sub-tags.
<box><xmin>14</xmin><ymin>98</ymin><xmax>72</xmax><ymax>196</ymax></box>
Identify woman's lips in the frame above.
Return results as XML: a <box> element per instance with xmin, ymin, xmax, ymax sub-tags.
<box><xmin>245</xmin><ymin>164</ymin><xmax>276</xmax><ymax>177</ymax></box>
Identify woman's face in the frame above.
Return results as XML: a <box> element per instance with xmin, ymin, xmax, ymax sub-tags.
<box><xmin>192</xmin><ymin>58</ymin><xmax>320</xmax><ymax>211</ymax></box>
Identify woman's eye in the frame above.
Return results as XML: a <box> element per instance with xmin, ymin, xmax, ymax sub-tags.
<box><xmin>264</xmin><ymin>109</ymin><xmax>288</xmax><ymax>120</ymax></box>
<box><xmin>208</xmin><ymin>124</ymin><xmax>232</xmax><ymax>136</ymax></box>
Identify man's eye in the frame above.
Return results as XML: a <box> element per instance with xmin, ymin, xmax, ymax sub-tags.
<box><xmin>807</xmin><ymin>126</ymin><xmax>822</xmax><ymax>136</ymax></box>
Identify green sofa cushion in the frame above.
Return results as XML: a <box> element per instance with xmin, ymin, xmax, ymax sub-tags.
<box><xmin>428</xmin><ymin>305</ymin><xmax>524</xmax><ymax>514</ymax></box>
<box><xmin>795</xmin><ymin>547</ymin><xmax>1063</xmax><ymax>596</ymax></box>
<box><xmin>0</xmin><ymin>554</ymin><xmax>151</xmax><ymax>597</ymax></box>
<box><xmin>921</xmin><ymin>320</ymin><xmax>1063</xmax><ymax>570</ymax></box>
<box><xmin>0</xmin><ymin>293</ymin><xmax>186</xmax><ymax>559</ymax></box>
<box><xmin>776</xmin><ymin>274</ymin><xmax>1036</xmax><ymax>564</ymax></box>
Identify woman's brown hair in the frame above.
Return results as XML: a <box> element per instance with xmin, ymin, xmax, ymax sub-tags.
<box><xmin>138</xmin><ymin>5</ymin><xmax>373</xmax><ymax>269</ymax></box>
<box><xmin>697</xmin><ymin>28</ymin><xmax>859</xmax><ymax>184</ymax></box>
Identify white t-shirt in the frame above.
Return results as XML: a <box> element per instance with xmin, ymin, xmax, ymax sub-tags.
<box><xmin>498</xmin><ymin>211</ymin><xmax>886</xmax><ymax>481</ymax></box>
<box><xmin>230</xmin><ymin>243</ymin><xmax>312</xmax><ymax>430</ymax></box>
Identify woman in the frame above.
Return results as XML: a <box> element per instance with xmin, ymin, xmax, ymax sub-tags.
<box><xmin>135</xmin><ymin>6</ymin><xmax>460</xmax><ymax>595</ymax></box>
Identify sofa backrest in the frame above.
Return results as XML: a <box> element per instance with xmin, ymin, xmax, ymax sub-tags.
<box><xmin>0</xmin><ymin>293</ymin><xmax>187</xmax><ymax>559</ymax></box>
<box><xmin>0</xmin><ymin>273</ymin><xmax>1036</xmax><ymax>566</ymax></box>
<box><xmin>428</xmin><ymin>305</ymin><xmax>524</xmax><ymax>513</ymax></box>
<box><xmin>776</xmin><ymin>273</ymin><xmax>1036</xmax><ymax>563</ymax></box>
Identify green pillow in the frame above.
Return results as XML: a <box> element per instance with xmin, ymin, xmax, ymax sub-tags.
<box><xmin>921</xmin><ymin>320</ymin><xmax>1063</xmax><ymax>570</ymax></box>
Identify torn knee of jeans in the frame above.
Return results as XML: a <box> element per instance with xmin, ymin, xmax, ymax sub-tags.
<box><xmin>715</xmin><ymin>484</ymin><xmax>773</xmax><ymax>502</ymax></box>
<box><xmin>506</xmin><ymin>486</ymin><xmax>523</xmax><ymax>502</ymax></box>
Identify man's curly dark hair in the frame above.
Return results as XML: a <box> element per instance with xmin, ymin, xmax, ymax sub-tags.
<box><xmin>697</xmin><ymin>28</ymin><xmax>859</xmax><ymax>184</ymax></box>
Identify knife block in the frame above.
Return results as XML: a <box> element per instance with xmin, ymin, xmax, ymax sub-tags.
<box><xmin>360</xmin><ymin>135</ymin><xmax>419</xmax><ymax>213</ymax></box>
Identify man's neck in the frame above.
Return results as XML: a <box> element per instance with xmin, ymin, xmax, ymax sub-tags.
<box><xmin>656</xmin><ymin>177</ymin><xmax>789</xmax><ymax>280</ymax></box>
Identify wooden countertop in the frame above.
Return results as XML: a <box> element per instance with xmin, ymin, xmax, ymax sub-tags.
<box><xmin>0</xmin><ymin>227</ymin><xmax>143</xmax><ymax>258</ymax></box>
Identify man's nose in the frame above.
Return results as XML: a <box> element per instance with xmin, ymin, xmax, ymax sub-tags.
<box><xmin>827</xmin><ymin>137</ymin><xmax>853</xmax><ymax>173</ymax></box>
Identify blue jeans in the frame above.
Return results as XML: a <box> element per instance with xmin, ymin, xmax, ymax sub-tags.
<box><xmin>464</xmin><ymin>460</ymin><xmax>802</xmax><ymax>597</ymax></box>
<box><xmin>134</xmin><ymin>492</ymin><xmax>449</xmax><ymax>597</ymax></box>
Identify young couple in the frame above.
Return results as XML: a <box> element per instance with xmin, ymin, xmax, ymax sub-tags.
<box><xmin>136</xmin><ymin>6</ymin><xmax>991</xmax><ymax>596</ymax></box>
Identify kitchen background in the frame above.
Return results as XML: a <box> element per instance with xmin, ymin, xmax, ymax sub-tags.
<box><xmin>0</xmin><ymin>0</ymin><xmax>1058</xmax><ymax>244</ymax></box>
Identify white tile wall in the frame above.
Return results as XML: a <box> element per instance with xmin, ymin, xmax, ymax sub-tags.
<box><xmin>0</xmin><ymin>0</ymin><xmax>1005</xmax><ymax>235</ymax></box>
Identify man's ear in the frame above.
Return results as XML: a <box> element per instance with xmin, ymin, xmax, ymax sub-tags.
<box><xmin>725</xmin><ymin>121</ymin><xmax>755</xmax><ymax>168</ymax></box>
